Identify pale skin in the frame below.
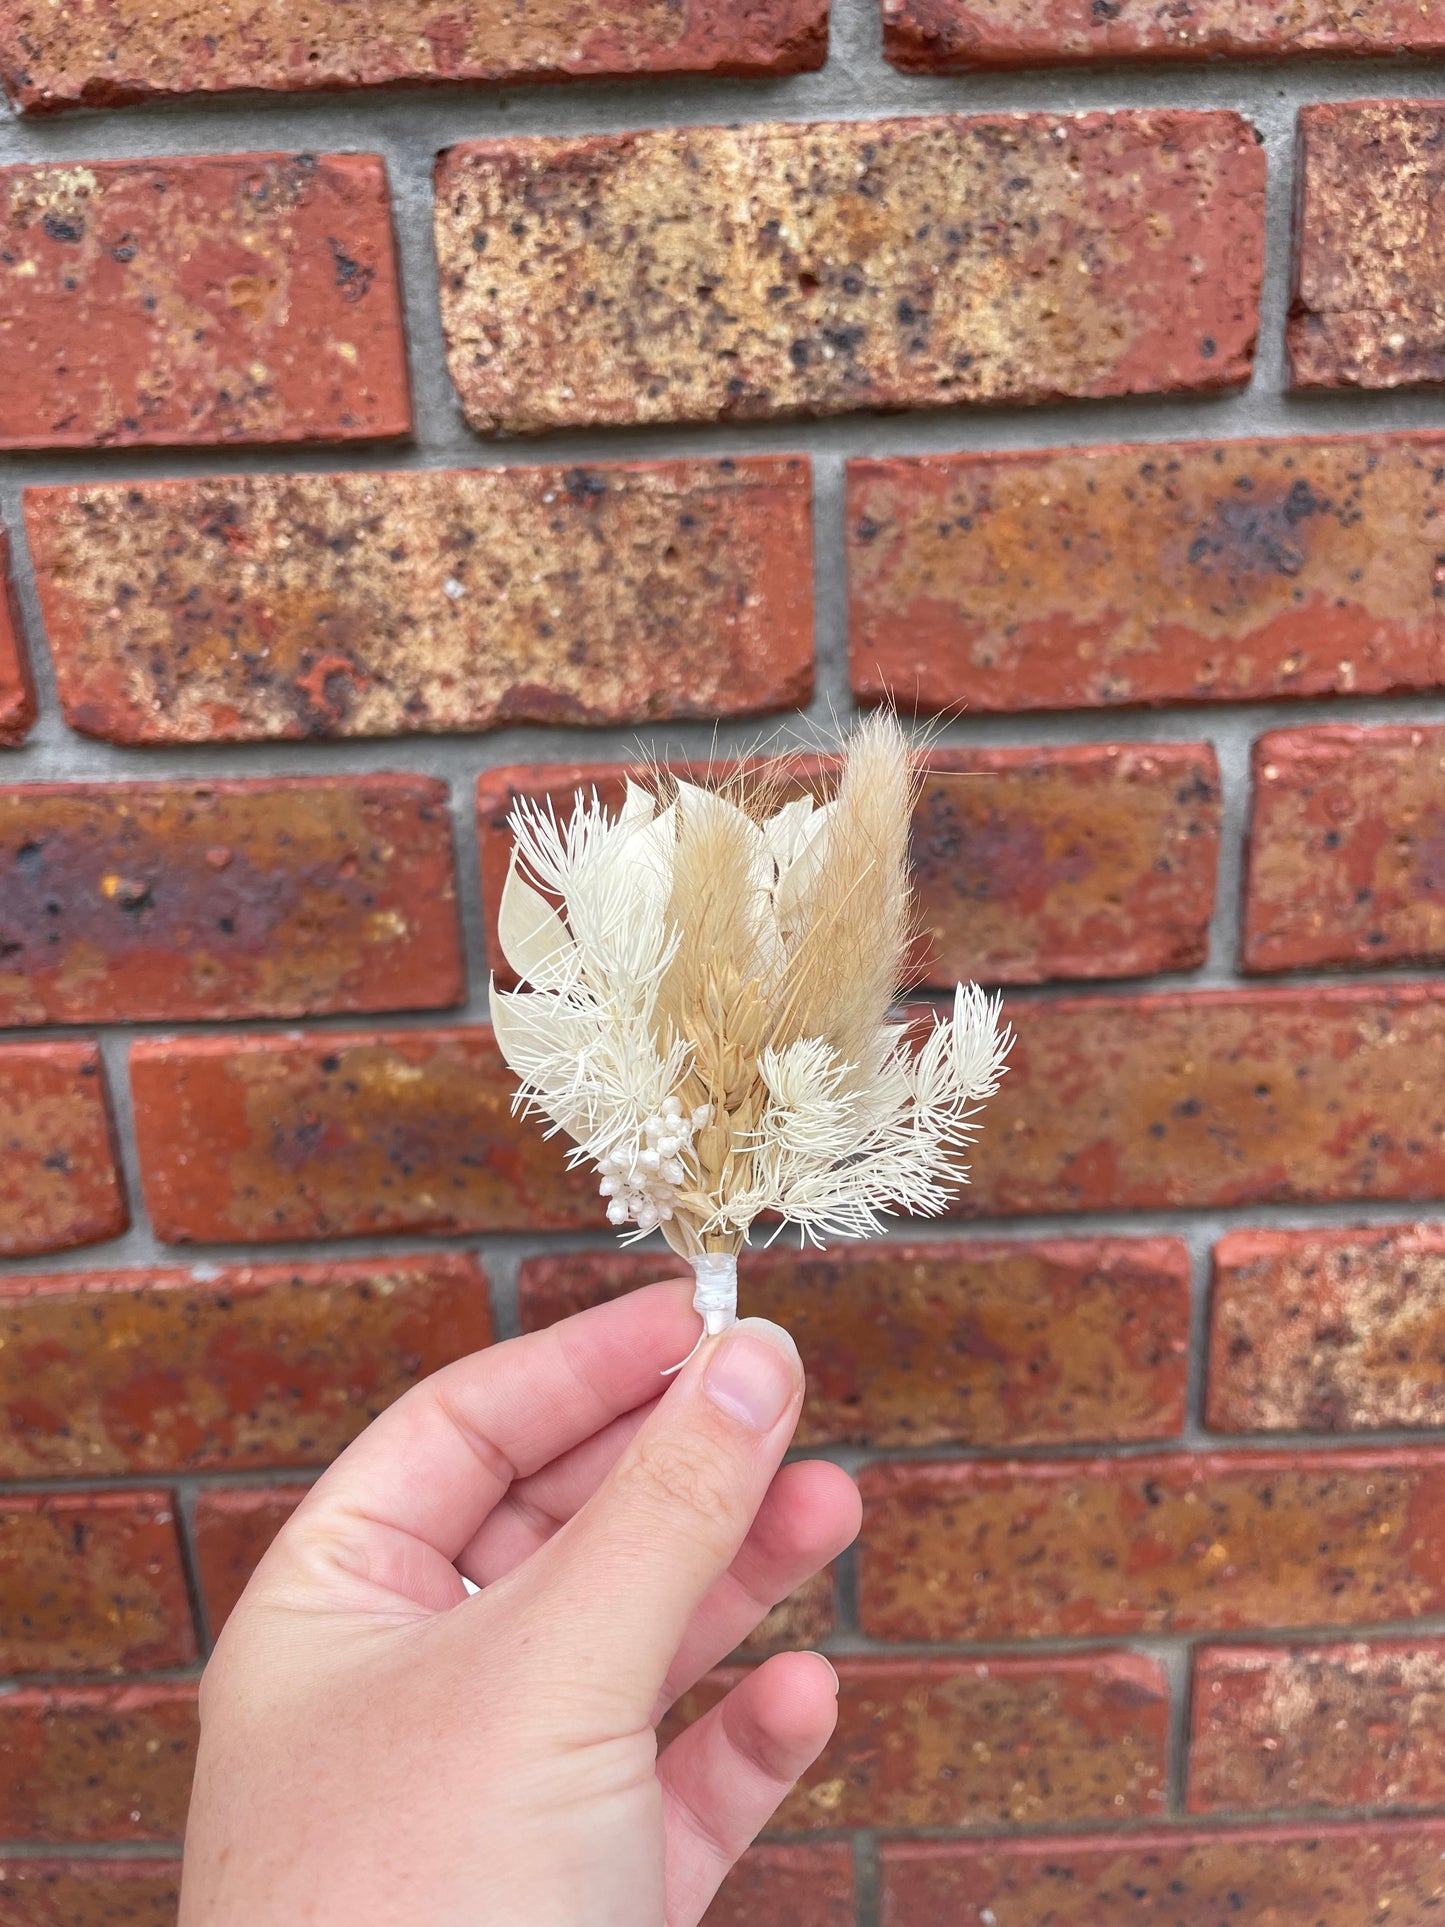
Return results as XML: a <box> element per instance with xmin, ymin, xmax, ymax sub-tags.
<box><xmin>180</xmin><ymin>1278</ymin><xmax>862</xmax><ymax>1926</ymax></box>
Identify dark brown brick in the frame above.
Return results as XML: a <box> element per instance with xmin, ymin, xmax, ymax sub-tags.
<box><xmin>0</xmin><ymin>525</ymin><xmax>37</xmax><ymax>746</ymax></box>
<box><xmin>881</xmin><ymin>1824</ymin><xmax>1445</xmax><ymax>1926</ymax></box>
<box><xmin>0</xmin><ymin>1683</ymin><xmax>198</xmax><ymax>1842</ymax></box>
<box><xmin>705</xmin><ymin>1845</ymin><xmax>853</xmax><ymax>1927</ymax></box>
<box><xmin>0</xmin><ymin>0</ymin><xmax>828</xmax><ymax>113</ymax></box>
<box><xmin>859</xmin><ymin>1449</ymin><xmax>1445</xmax><ymax>1641</ymax></box>
<box><xmin>27</xmin><ymin>462</ymin><xmax>813</xmax><ymax>744</ymax></box>
<box><xmin>0</xmin><ymin>1492</ymin><xmax>194</xmax><ymax>1673</ymax></box>
<box><xmin>0</xmin><ymin>1254</ymin><xmax>492</xmax><ymax>1477</ymax></box>
<box><xmin>1244</xmin><ymin>726</ymin><xmax>1445</xmax><ymax>973</ymax></box>
<box><xmin>0</xmin><ymin>1861</ymin><xmax>182</xmax><ymax>1927</ymax></box>
<box><xmin>435</xmin><ymin>111</ymin><xmax>1264</xmax><ymax>434</ymax></box>
<box><xmin>0</xmin><ymin>776</ymin><xmax>464</xmax><ymax>1023</ymax></box>
<box><xmin>519</xmin><ymin>1239</ymin><xmax>1189</xmax><ymax>1448</ymax></box>
<box><xmin>0</xmin><ymin>154</ymin><xmax>409</xmax><ymax>450</ymax></box>
<box><xmin>849</xmin><ymin>435</ymin><xmax>1445</xmax><ymax>715</ymax></box>
<box><xmin>1290</xmin><ymin>102</ymin><xmax>1445</xmax><ymax>392</ymax></box>
<box><xmin>192</xmin><ymin>1485</ymin><xmax>304</xmax><ymax>1633</ymax></box>
<box><xmin>0</xmin><ymin>1042</ymin><xmax>127</xmax><ymax>1256</ymax></box>
<box><xmin>1208</xmin><ymin>1227</ymin><xmax>1445</xmax><ymax>1435</ymax></box>
<box><xmin>130</xmin><ymin>1028</ymin><xmax>599</xmax><ymax>1244</ymax></box>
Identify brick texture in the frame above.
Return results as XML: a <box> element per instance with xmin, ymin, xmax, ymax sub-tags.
<box><xmin>1244</xmin><ymin>726</ymin><xmax>1445</xmax><ymax>973</ymax></box>
<box><xmin>0</xmin><ymin>1042</ymin><xmax>127</xmax><ymax>1256</ymax></box>
<box><xmin>0</xmin><ymin>1861</ymin><xmax>182</xmax><ymax>1927</ymax></box>
<box><xmin>0</xmin><ymin>777</ymin><xmax>463</xmax><ymax>1023</ymax></box>
<box><xmin>519</xmin><ymin>1239</ymin><xmax>1189</xmax><ymax>1448</ymax></box>
<box><xmin>739</xmin><ymin>1568</ymin><xmax>836</xmax><ymax>1655</ymax></box>
<box><xmin>0</xmin><ymin>1683</ymin><xmax>198</xmax><ymax>1842</ymax></box>
<box><xmin>0</xmin><ymin>1</ymin><xmax>828</xmax><ymax>113</ymax></box>
<box><xmin>130</xmin><ymin>1029</ymin><xmax>598</xmax><ymax>1243</ymax></box>
<box><xmin>479</xmin><ymin>744</ymin><xmax>1220</xmax><ymax>991</ymax></box>
<box><xmin>858</xmin><ymin>1450</ymin><xmax>1445</xmax><ymax>1641</ymax></box>
<box><xmin>435</xmin><ymin>110</ymin><xmax>1264</xmax><ymax>434</ymax></box>
<box><xmin>0</xmin><ymin>525</ymin><xmax>36</xmax><ymax>747</ymax></box>
<box><xmin>1290</xmin><ymin>102</ymin><xmax>1445</xmax><ymax>393</ymax></box>
<box><xmin>849</xmin><ymin>434</ymin><xmax>1445</xmax><ymax>715</ymax></box>
<box><xmin>26</xmin><ymin>461</ymin><xmax>813</xmax><ymax>745</ymax></box>
<box><xmin>0</xmin><ymin>1253</ymin><xmax>491</xmax><ymax>1476</ymax></box>
<box><xmin>192</xmin><ymin>1484</ymin><xmax>304</xmax><ymax>1632</ymax></box>
<box><xmin>0</xmin><ymin>1493</ymin><xmax>194</xmax><ymax>1673</ymax></box>
<box><xmin>1208</xmin><ymin>1226</ymin><xmax>1445</xmax><ymax>1434</ymax></box>
<box><xmin>705</xmin><ymin>1845</ymin><xmax>853</xmax><ymax>1927</ymax></box>
<box><xmin>1191</xmin><ymin>1640</ymin><xmax>1445</xmax><ymax>1816</ymax></box>
<box><xmin>880</xmin><ymin>1823</ymin><xmax>1445</xmax><ymax>1926</ymax></box>
<box><xmin>668</xmin><ymin>1653</ymin><xmax>1168</xmax><ymax>1829</ymax></box>
<box><xmin>882</xmin><ymin>1</ymin><xmax>1445</xmax><ymax>69</ymax></box>
<box><xmin>0</xmin><ymin>154</ymin><xmax>409</xmax><ymax>450</ymax></box>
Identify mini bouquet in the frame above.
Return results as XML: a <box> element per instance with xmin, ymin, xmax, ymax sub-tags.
<box><xmin>490</xmin><ymin>714</ymin><xmax>1011</xmax><ymax>1338</ymax></box>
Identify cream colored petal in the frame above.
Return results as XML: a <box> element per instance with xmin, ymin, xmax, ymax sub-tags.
<box><xmin>497</xmin><ymin>859</ymin><xmax>577</xmax><ymax>989</ymax></box>
<box><xmin>774</xmin><ymin>798</ymin><xmax>835</xmax><ymax>934</ymax></box>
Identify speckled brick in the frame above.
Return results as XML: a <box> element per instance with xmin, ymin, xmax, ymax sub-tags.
<box><xmin>26</xmin><ymin>461</ymin><xmax>812</xmax><ymax>744</ymax></box>
<box><xmin>965</xmin><ymin>984</ymin><xmax>1445</xmax><ymax>1217</ymax></box>
<box><xmin>1191</xmin><ymin>1640</ymin><xmax>1445</xmax><ymax>1816</ymax></box>
<box><xmin>1290</xmin><ymin>103</ymin><xmax>1445</xmax><ymax>393</ymax></box>
<box><xmin>0</xmin><ymin>1042</ymin><xmax>127</xmax><ymax>1256</ymax></box>
<box><xmin>858</xmin><ymin>1449</ymin><xmax>1445</xmax><ymax>1641</ymax></box>
<box><xmin>738</xmin><ymin>1567</ymin><xmax>836</xmax><ymax>1655</ymax></box>
<box><xmin>0</xmin><ymin>525</ymin><xmax>37</xmax><ymax>746</ymax></box>
<box><xmin>848</xmin><ymin>434</ymin><xmax>1445</xmax><ymax>716</ymax></box>
<box><xmin>130</xmin><ymin>1028</ymin><xmax>599</xmax><ymax>1244</ymax></box>
<box><xmin>1208</xmin><ymin>1227</ymin><xmax>1445</xmax><ymax>1434</ymax></box>
<box><xmin>1244</xmin><ymin>726</ymin><xmax>1445</xmax><ymax>973</ymax></box>
<box><xmin>0</xmin><ymin>1253</ymin><xmax>491</xmax><ymax>1477</ymax></box>
<box><xmin>192</xmin><ymin>1484</ymin><xmax>304</xmax><ymax>1632</ymax></box>
<box><xmin>0</xmin><ymin>777</ymin><xmax>463</xmax><ymax>1024</ymax></box>
<box><xmin>0</xmin><ymin>1683</ymin><xmax>197</xmax><ymax>1842</ymax></box>
<box><xmin>0</xmin><ymin>1861</ymin><xmax>181</xmax><ymax>1927</ymax></box>
<box><xmin>519</xmin><ymin>1239</ymin><xmax>1189</xmax><ymax>1448</ymax></box>
<box><xmin>883</xmin><ymin>0</ymin><xmax>1445</xmax><ymax>69</ymax></box>
<box><xmin>666</xmin><ymin>1654</ymin><xmax>1168</xmax><ymax>1829</ymax></box>
<box><xmin>0</xmin><ymin>154</ymin><xmax>409</xmax><ymax>450</ymax></box>
<box><xmin>0</xmin><ymin>1492</ymin><xmax>194</xmax><ymax>1673</ymax></box>
<box><xmin>435</xmin><ymin>110</ymin><xmax>1264</xmax><ymax>434</ymax></box>
<box><xmin>880</xmin><ymin>1823</ymin><xmax>1445</xmax><ymax>1926</ymax></box>
<box><xmin>0</xmin><ymin>0</ymin><xmax>827</xmax><ymax>113</ymax></box>
<box><xmin>479</xmin><ymin>744</ymin><xmax>1219</xmax><ymax>989</ymax></box>
<box><xmin>705</xmin><ymin>1845</ymin><xmax>854</xmax><ymax>1927</ymax></box>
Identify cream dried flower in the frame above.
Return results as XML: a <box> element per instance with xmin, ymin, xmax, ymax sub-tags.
<box><xmin>490</xmin><ymin>713</ymin><xmax>1012</xmax><ymax>1337</ymax></box>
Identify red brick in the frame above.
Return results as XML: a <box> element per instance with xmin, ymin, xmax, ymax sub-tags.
<box><xmin>0</xmin><ymin>154</ymin><xmax>409</xmax><ymax>450</ymax></box>
<box><xmin>883</xmin><ymin>0</ymin><xmax>1445</xmax><ymax>69</ymax></box>
<box><xmin>859</xmin><ymin>1449</ymin><xmax>1445</xmax><ymax>1641</ymax></box>
<box><xmin>1208</xmin><ymin>1227</ymin><xmax>1445</xmax><ymax>1434</ymax></box>
<box><xmin>0</xmin><ymin>1253</ymin><xmax>491</xmax><ymax>1477</ymax></box>
<box><xmin>0</xmin><ymin>776</ymin><xmax>463</xmax><ymax>1024</ymax></box>
<box><xmin>0</xmin><ymin>1682</ymin><xmax>197</xmax><ymax>1842</ymax></box>
<box><xmin>519</xmin><ymin>1239</ymin><xmax>1189</xmax><ymax>1449</ymax></box>
<box><xmin>0</xmin><ymin>1042</ymin><xmax>127</xmax><ymax>1256</ymax></box>
<box><xmin>848</xmin><ymin>434</ymin><xmax>1445</xmax><ymax>716</ymax></box>
<box><xmin>0</xmin><ymin>525</ymin><xmax>37</xmax><ymax>746</ymax></box>
<box><xmin>1191</xmin><ymin>1640</ymin><xmax>1445</xmax><ymax>1816</ymax></box>
<box><xmin>193</xmin><ymin>1484</ymin><xmax>304</xmax><ymax>1632</ymax></box>
<box><xmin>880</xmin><ymin>1823</ymin><xmax>1445</xmax><ymax>1926</ymax></box>
<box><xmin>0</xmin><ymin>1492</ymin><xmax>194</xmax><ymax>1673</ymax></box>
<box><xmin>435</xmin><ymin>111</ymin><xmax>1263</xmax><ymax>434</ymax></box>
<box><xmin>0</xmin><ymin>1</ymin><xmax>827</xmax><ymax>112</ymax></box>
<box><xmin>738</xmin><ymin>1567</ymin><xmax>836</xmax><ymax>1656</ymax></box>
<box><xmin>1290</xmin><ymin>102</ymin><xmax>1445</xmax><ymax>392</ymax></box>
<box><xmin>479</xmin><ymin>744</ymin><xmax>1219</xmax><ymax>990</ymax></box>
<box><xmin>966</xmin><ymin>984</ymin><xmax>1445</xmax><ymax>1217</ymax></box>
<box><xmin>130</xmin><ymin>1028</ymin><xmax>598</xmax><ymax>1244</ymax></box>
<box><xmin>0</xmin><ymin>1860</ymin><xmax>181</xmax><ymax>1927</ymax></box>
<box><xmin>26</xmin><ymin>461</ymin><xmax>813</xmax><ymax>744</ymax></box>
<box><xmin>668</xmin><ymin>1654</ymin><xmax>1168</xmax><ymax>1829</ymax></box>
<box><xmin>1244</xmin><ymin>726</ymin><xmax>1445</xmax><ymax>973</ymax></box>
<box><xmin>704</xmin><ymin>1845</ymin><xmax>853</xmax><ymax>1927</ymax></box>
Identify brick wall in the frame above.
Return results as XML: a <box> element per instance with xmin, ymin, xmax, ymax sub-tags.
<box><xmin>3</xmin><ymin>8</ymin><xmax>1445</xmax><ymax>1923</ymax></box>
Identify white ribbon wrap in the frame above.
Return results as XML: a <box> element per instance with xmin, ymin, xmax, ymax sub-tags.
<box><xmin>690</xmin><ymin>1250</ymin><xmax>738</xmax><ymax>1337</ymax></box>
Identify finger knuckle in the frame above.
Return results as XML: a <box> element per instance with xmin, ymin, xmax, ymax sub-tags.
<box><xmin>618</xmin><ymin>1431</ymin><xmax>738</xmax><ymax>1527</ymax></box>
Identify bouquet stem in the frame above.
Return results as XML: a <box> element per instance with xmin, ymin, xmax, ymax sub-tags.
<box><xmin>690</xmin><ymin>1251</ymin><xmax>738</xmax><ymax>1335</ymax></box>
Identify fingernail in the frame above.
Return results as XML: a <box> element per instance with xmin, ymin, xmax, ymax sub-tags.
<box><xmin>810</xmin><ymin>1652</ymin><xmax>840</xmax><ymax>1694</ymax></box>
<box><xmin>702</xmin><ymin>1318</ymin><xmax>800</xmax><ymax>1433</ymax></box>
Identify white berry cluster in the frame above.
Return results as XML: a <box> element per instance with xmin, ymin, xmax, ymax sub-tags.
<box><xmin>599</xmin><ymin>1094</ymin><xmax>713</xmax><ymax>1232</ymax></box>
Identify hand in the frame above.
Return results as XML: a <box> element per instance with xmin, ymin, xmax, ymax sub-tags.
<box><xmin>179</xmin><ymin>1279</ymin><xmax>861</xmax><ymax>1926</ymax></box>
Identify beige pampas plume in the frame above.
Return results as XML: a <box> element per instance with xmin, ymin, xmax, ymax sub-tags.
<box><xmin>490</xmin><ymin>712</ymin><xmax>1011</xmax><ymax>1337</ymax></box>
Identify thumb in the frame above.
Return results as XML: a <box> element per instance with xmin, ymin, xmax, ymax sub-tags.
<box><xmin>535</xmin><ymin>1316</ymin><xmax>804</xmax><ymax>1719</ymax></box>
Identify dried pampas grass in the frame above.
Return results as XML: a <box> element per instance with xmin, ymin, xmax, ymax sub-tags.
<box><xmin>490</xmin><ymin>713</ymin><xmax>1011</xmax><ymax>1334</ymax></box>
